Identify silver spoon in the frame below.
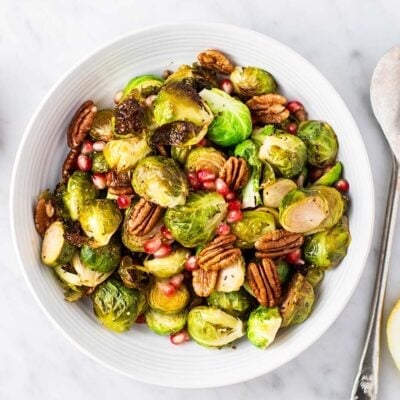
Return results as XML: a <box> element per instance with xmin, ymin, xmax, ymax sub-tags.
<box><xmin>351</xmin><ymin>45</ymin><xmax>400</xmax><ymax>399</ymax></box>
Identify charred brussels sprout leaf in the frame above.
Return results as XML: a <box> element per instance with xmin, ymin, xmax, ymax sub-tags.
<box><xmin>297</xmin><ymin>121</ymin><xmax>338</xmax><ymax>168</ymax></box>
<box><xmin>304</xmin><ymin>216</ymin><xmax>351</xmax><ymax>269</ymax></box>
<box><xmin>165</xmin><ymin>64</ymin><xmax>218</xmax><ymax>91</ymax></box>
<box><xmin>131</xmin><ymin>156</ymin><xmax>188</xmax><ymax>208</ymax></box>
<box><xmin>121</xmin><ymin>74</ymin><xmax>164</xmax><ymax>102</ymax></box>
<box><xmin>184</xmin><ymin>147</ymin><xmax>226</xmax><ymax>176</ymax></box>
<box><xmin>187</xmin><ymin>306</ymin><xmax>245</xmax><ymax>347</ymax></box>
<box><xmin>145</xmin><ymin>308</ymin><xmax>187</xmax><ymax>335</ymax></box>
<box><xmin>90</xmin><ymin>109</ymin><xmax>115</xmax><ymax>142</ymax></box>
<box><xmin>230</xmin><ymin>66</ymin><xmax>277</xmax><ymax>97</ymax></box>
<box><xmin>247</xmin><ymin>306</ymin><xmax>282</xmax><ymax>349</ymax></box>
<box><xmin>143</xmin><ymin>247</ymin><xmax>190</xmax><ymax>278</ymax></box>
<box><xmin>259</xmin><ymin>133</ymin><xmax>307</xmax><ymax>178</ymax></box>
<box><xmin>200</xmin><ymin>88</ymin><xmax>252</xmax><ymax>147</ymax></box>
<box><xmin>91</xmin><ymin>152</ymin><xmax>110</xmax><ymax>173</ymax></box>
<box><xmin>80</xmin><ymin>240</ymin><xmax>121</xmax><ymax>273</ymax></box>
<box><xmin>151</xmin><ymin>121</ymin><xmax>200</xmax><ymax>146</ymax></box>
<box><xmin>207</xmin><ymin>289</ymin><xmax>252</xmax><ymax>317</ymax></box>
<box><xmin>114</xmin><ymin>98</ymin><xmax>146</xmax><ymax>135</ymax></box>
<box><xmin>118</xmin><ymin>256</ymin><xmax>150</xmax><ymax>290</ymax></box>
<box><xmin>79</xmin><ymin>199</ymin><xmax>122</xmax><ymax>248</ymax></box>
<box><xmin>148</xmin><ymin>281</ymin><xmax>190</xmax><ymax>314</ymax></box>
<box><xmin>164</xmin><ymin>191</ymin><xmax>227</xmax><ymax>248</ymax></box>
<box><xmin>92</xmin><ymin>279</ymin><xmax>146</xmax><ymax>333</ymax></box>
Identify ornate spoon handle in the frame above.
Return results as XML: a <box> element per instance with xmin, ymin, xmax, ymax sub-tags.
<box><xmin>350</xmin><ymin>152</ymin><xmax>399</xmax><ymax>399</ymax></box>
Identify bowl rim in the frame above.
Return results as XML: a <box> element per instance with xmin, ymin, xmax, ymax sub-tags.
<box><xmin>10</xmin><ymin>22</ymin><xmax>375</xmax><ymax>387</ymax></box>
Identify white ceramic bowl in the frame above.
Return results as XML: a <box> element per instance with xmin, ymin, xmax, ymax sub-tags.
<box><xmin>11</xmin><ymin>23</ymin><xmax>374</xmax><ymax>388</ymax></box>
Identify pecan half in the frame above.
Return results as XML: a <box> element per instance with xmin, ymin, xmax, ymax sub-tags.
<box><xmin>62</xmin><ymin>148</ymin><xmax>79</xmax><ymax>183</ymax></box>
<box><xmin>247</xmin><ymin>258</ymin><xmax>281</xmax><ymax>307</ymax></box>
<box><xmin>197</xmin><ymin>234</ymin><xmax>242</xmax><ymax>271</ymax></box>
<box><xmin>126</xmin><ymin>198</ymin><xmax>163</xmax><ymax>236</ymax></box>
<box><xmin>114</xmin><ymin>98</ymin><xmax>145</xmax><ymax>134</ymax></box>
<box><xmin>192</xmin><ymin>268</ymin><xmax>218</xmax><ymax>297</ymax></box>
<box><xmin>255</xmin><ymin>229</ymin><xmax>304</xmax><ymax>258</ymax></box>
<box><xmin>67</xmin><ymin>100</ymin><xmax>97</xmax><ymax>148</ymax></box>
<box><xmin>197</xmin><ymin>49</ymin><xmax>234</xmax><ymax>74</ymax></box>
<box><xmin>107</xmin><ymin>170</ymin><xmax>134</xmax><ymax>196</ymax></box>
<box><xmin>34</xmin><ymin>194</ymin><xmax>56</xmax><ymax>237</ymax></box>
<box><xmin>246</xmin><ymin>94</ymin><xmax>290</xmax><ymax>124</ymax></box>
<box><xmin>220</xmin><ymin>156</ymin><xmax>250</xmax><ymax>191</ymax></box>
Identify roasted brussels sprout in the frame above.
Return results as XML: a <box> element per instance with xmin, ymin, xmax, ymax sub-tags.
<box><xmin>143</xmin><ymin>247</ymin><xmax>190</xmax><ymax>278</ymax></box>
<box><xmin>259</xmin><ymin>133</ymin><xmax>307</xmax><ymax>178</ymax></box>
<box><xmin>62</xmin><ymin>171</ymin><xmax>98</xmax><ymax>221</ymax></box>
<box><xmin>280</xmin><ymin>273</ymin><xmax>315</xmax><ymax>327</ymax></box>
<box><xmin>153</xmin><ymin>82</ymin><xmax>214</xmax><ymax>146</ymax></box>
<box><xmin>171</xmin><ymin>145</ymin><xmax>192</xmax><ymax>165</ymax></box>
<box><xmin>41</xmin><ymin>221</ymin><xmax>75</xmax><ymax>267</ymax></box>
<box><xmin>313</xmin><ymin>162</ymin><xmax>342</xmax><ymax>186</ymax></box>
<box><xmin>187</xmin><ymin>306</ymin><xmax>245</xmax><ymax>347</ymax></box>
<box><xmin>305</xmin><ymin>266</ymin><xmax>325</xmax><ymax>287</ymax></box>
<box><xmin>262</xmin><ymin>178</ymin><xmax>298</xmax><ymax>208</ymax></box>
<box><xmin>54</xmin><ymin>265</ymin><xmax>90</xmax><ymax>302</ymax></box>
<box><xmin>118</xmin><ymin>256</ymin><xmax>150</xmax><ymax>290</ymax></box>
<box><xmin>200</xmin><ymin>88</ymin><xmax>252</xmax><ymax>147</ymax></box>
<box><xmin>251</xmin><ymin>124</ymin><xmax>275</xmax><ymax>147</ymax></box>
<box><xmin>91</xmin><ymin>152</ymin><xmax>109</xmax><ymax>173</ymax></box>
<box><xmin>103</xmin><ymin>136</ymin><xmax>152</xmax><ymax>173</ymax></box>
<box><xmin>184</xmin><ymin>147</ymin><xmax>226</xmax><ymax>176</ymax></box>
<box><xmin>207</xmin><ymin>289</ymin><xmax>252</xmax><ymax>317</ymax></box>
<box><xmin>215</xmin><ymin>257</ymin><xmax>246</xmax><ymax>292</ymax></box>
<box><xmin>92</xmin><ymin>279</ymin><xmax>146</xmax><ymax>333</ymax></box>
<box><xmin>304</xmin><ymin>216</ymin><xmax>351</xmax><ymax>269</ymax></box>
<box><xmin>246</xmin><ymin>306</ymin><xmax>282</xmax><ymax>349</ymax></box>
<box><xmin>297</xmin><ymin>120</ymin><xmax>338</xmax><ymax>168</ymax></box>
<box><xmin>90</xmin><ymin>109</ymin><xmax>115</xmax><ymax>142</ymax></box>
<box><xmin>279</xmin><ymin>188</ymin><xmax>329</xmax><ymax>233</ymax></box>
<box><xmin>230</xmin><ymin>209</ymin><xmax>275</xmax><ymax>248</ymax></box>
<box><xmin>80</xmin><ymin>240</ymin><xmax>121</xmax><ymax>273</ymax></box>
<box><xmin>121</xmin><ymin>74</ymin><xmax>164</xmax><ymax>102</ymax></box>
<box><xmin>131</xmin><ymin>156</ymin><xmax>188</xmax><ymax>208</ymax></box>
<box><xmin>276</xmin><ymin>259</ymin><xmax>290</xmax><ymax>284</ymax></box>
<box><xmin>148</xmin><ymin>281</ymin><xmax>190</xmax><ymax>314</ymax></box>
<box><xmin>164</xmin><ymin>191</ymin><xmax>227</xmax><ymax>248</ymax></box>
<box><xmin>145</xmin><ymin>308</ymin><xmax>187</xmax><ymax>335</ymax></box>
<box><xmin>165</xmin><ymin>64</ymin><xmax>218</xmax><ymax>91</ymax></box>
<box><xmin>230</xmin><ymin>66</ymin><xmax>277</xmax><ymax>97</ymax></box>
<box><xmin>78</xmin><ymin>199</ymin><xmax>122</xmax><ymax>248</ymax></box>
<box><xmin>234</xmin><ymin>140</ymin><xmax>262</xmax><ymax>208</ymax></box>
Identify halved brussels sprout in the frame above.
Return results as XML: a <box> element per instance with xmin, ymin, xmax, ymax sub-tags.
<box><xmin>234</xmin><ymin>140</ymin><xmax>262</xmax><ymax>209</ymax></box>
<box><xmin>276</xmin><ymin>259</ymin><xmax>291</xmax><ymax>284</ymax></box>
<box><xmin>90</xmin><ymin>109</ymin><xmax>115</xmax><ymax>142</ymax></box>
<box><xmin>80</xmin><ymin>240</ymin><xmax>121</xmax><ymax>273</ymax></box>
<box><xmin>91</xmin><ymin>152</ymin><xmax>110</xmax><ymax>173</ymax></box>
<box><xmin>279</xmin><ymin>188</ymin><xmax>329</xmax><ymax>233</ymax></box>
<box><xmin>305</xmin><ymin>266</ymin><xmax>325</xmax><ymax>287</ymax></box>
<box><xmin>259</xmin><ymin>133</ymin><xmax>307</xmax><ymax>178</ymax></box>
<box><xmin>165</xmin><ymin>64</ymin><xmax>218</xmax><ymax>91</ymax></box>
<box><xmin>313</xmin><ymin>162</ymin><xmax>342</xmax><ymax>186</ymax></box>
<box><xmin>187</xmin><ymin>306</ymin><xmax>245</xmax><ymax>347</ymax></box>
<box><xmin>53</xmin><ymin>265</ymin><xmax>90</xmax><ymax>302</ymax></box>
<box><xmin>164</xmin><ymin>191</ymin><xmax>227</xmax><ymax>248</ymax></box>
<box><xmin>153</xmin><ymin>82</ymin><xmax>214</xmax><ymax>146</ymax></box>
<box><xmin>103</xmin><ymin>136</ymin><xmax>152</xmax><ymax>173</ymax></box>
<box><xmin>247</xmin><ymin>306</ymin><xmax>282</xmax><ymax>349</ymax></box>
<box><xmin>92</xmin><ymin>279</ymin><xmax>146</xmax><ymax>333</ymax></box>
<box><xmin>62</xmin><ymin>171</ymin><xmax>98</xmax><ymax>221</ymax></box>
<box><xmin>280</xmin><ymin>273</ymin><xmax>315</xmax><ymax>327</ymax></box>
<box><xmin>171</xmin><ymin>145</ymin><xmax>192</xmax><ymax>165</ymax></box>
<box><xmin>215</xmin><ymin>257</ymin><xmax>245</xmax><ymax>292</ymax></box>
<box><xmin>230</xmin><ymin>66</ymin><xmax>277</xmax><ymax>97</ymax></box>
<box><xmin>303</xmin><ymin>216</ymin><xmax>351</xmax><ymax>269</ymax></box>
<box><xmin>184</xmin><ymin>147</ymin><xmax>226</xmax><ymax>176</ymax></box>
<box><xmin>148</xmin><ymin>281</ymin><xmax>190</xmax><ymax>314</ymax></box>
<box><xmin>145</xmin><ymin>308</ymin><xmax>187</xmax><ymax>335</ymax></box>
<box><xmin>143</xmin><ymin>247</ymin><xmax>190</xmax><ymax>278</ymax></box>
<box><xmin>262</xmin><ymin>178</ymin><xmax>298</xmax><ymax>208</ymax></box>
<box><xmin>41</xmin><ymin>221</ymin><xmax>75</xmax><ymax>267</ymax></box>
<box><xmin>199</xmin><ymin>88</ymin><xmax>252</xmax><ymax>147</ymax></box>
<box><xmin>118</xmin><ymin>256</ymin><xmax>150</xmax><ymax>290</ymax></box>
<box><xmin>261</xmin><ymin>161</ymin><xmax>276</xmax><ymax>187</ymax></box>
<box><xmin>297</xmin><ymin>120</ymin><xmax>338</xmax><ymax>168</ymax></box>
<box><xmin>79</xmin><ymin>199</ymin><xmax>122</xmax><ymax>248</ymax></box>
<box><xmin>207</xmin><ymin>289</ymin><xmax>252</xmax><ymax>317</ymax></box>
<box><xmin>121</xmin><ymin>74</ymin><xmax>164</xmax><ymax>102</ymax></box>
<box><xmin>131</xmin><ymin>156</ymin><xmax>188</xmax><ymax>208</ymax></box>
<box><xmin>230</xmin><ymin>209</ymin><xmax>275</xmax><ymax>248</ymax></box>
<box><xmin>251</xmin><ymin>124</ymin><xmax>275</xmax><ymax>147</ymax></box>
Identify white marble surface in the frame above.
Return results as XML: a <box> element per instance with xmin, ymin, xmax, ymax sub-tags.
<box><xmin>2</xmin><ymin>0</ymin><xmax>400</xmax><ymax>398</ymax></box>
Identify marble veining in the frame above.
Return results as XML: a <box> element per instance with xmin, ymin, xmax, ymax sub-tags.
<box><xmin>1</xmin><ymin>0</ymin><xmax>400</xmax><ymax>398</ymax></box>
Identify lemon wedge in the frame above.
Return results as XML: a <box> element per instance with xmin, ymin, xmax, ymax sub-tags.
<box><xmin>387</xmin><ymin>298</ymin><xmax>400</xmax><ymax>370</ymax></box>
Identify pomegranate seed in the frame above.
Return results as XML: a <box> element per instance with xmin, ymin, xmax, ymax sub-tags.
<box><xmin>187</xmin><ymin>171</ymin><xmax>201</xmax><ymax>190</ymax></box>
<box><xmin>158</xmin><ymin>281</ymin><xmax>176</xmax><ymax>297</ymax></box>
<box><xmin>93</xmin><ymin>141</ymin><xmax>106</xmax><ymax>152</ymax></box>
<box><xmin>81</xmin><ymin>140</ymin><xmax>94</xmax><ymax>154</ymax></box>
<box><xmin>161</xmin><ymin>225</ymin><xmax>174</xmax><ymax>240</ymax></box>
<box><xmin>285</xmin><ymin>248</ymin><xmax>303</xmax><ymax>265</ymax></box>
<box><xmin>169</xmin><ymin>273</ymin><xmax>184</xmax><ymax>288</ymax></box>
<box><xmin>308</xmin><ymin>167</ymin><xmax>324</xmax><ymax>182</ymax></box>
<box><xmin>215</xmin><ymin>178</ymin><xmax>229</xmax><ymax>196</ymax></box>
<box><xmin>153</xmin><ymin>243</ymin><xmax>172</xmax><ymax>258</ymax></box>
<box><xmin>197</xmin><ymin>138</ymin><xmax>209</xmax><ymax>147</ymax></box>
<box><xmin>117</xmin><ymin>195</ymin><xmax>131</xmax><ymax>209</ymax></box>
<box><xmin>220</xmin><ymin>79</ymin><xmax>233</xmax><ymax>94</ymax></box>
<box><xmin>143</xmin><ymin>237</ymin><xmax>162</xmax><ymax>254</ymax></box>
<box><xmin>202</xmin><ymin>180</ymin><xmax>216</xmax><ymax>191</ymax></box>
<box><xmin>197</xmin><ymin>168</ymin><xmax>216</xmax><ymax>182</ymax></box>
<box><xmin>334</xmin><ymin>178</ymin><xmax>350</xmax><ymax>193</ymax></box>
<box><xmin>225</xmin><ymin>191</ymin><xmax>236</xmax><ymax>201</ymax></box>
<box><xmin>135</xmin><ymin>314</ymin><xmax>146</xmax><ymax>324</ymax></box>
<box><xmin>217</xmin><ymin>223</ymin><xmax>231</xmax><ymax>236</ymax></box>
<box><xmin>114</xmin><ymin>90</ymin><xmax>123</xmax><ymax>104</ymax></box>
<box><xmin>145</xmin><ymin>94</ymin><xmax>157</xmax><ymax>107</ymax></box>
<box><xmin>287</xmin><ymin>122</ymin><xmax>298</xmax><ymax>134</ymax></box>
<box><xmin>286</xmin><ymin>100</ymin><xmax>303</xmax><ymax>114</ymax></box>
<box><xmin>226</xmin><ymin>209</ymin><xmax>243</xmax><ymax>223</ymax></box>
<box><xmin>92</xmin><ymin>173</ymin><xmax>107</xmax><ymax>190</ymax></box>
<box><xmin>228</xmin><ymin>199</ymin><xmax>242</xmax><ymax>211</ymax></box>
<box><xmin>170</xmin><ymin>330</ymin><xmax>190</xmax><ymax>345</ymax></box>
<box><xmin>185</xmin><ymin>256</ymin><xmax>198</xmax><ymax>271</ymax></box>
<box><xmin>77</xmin><ymin>154</ymin><xmax>92</xmax><ymax>171</ymax></box>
